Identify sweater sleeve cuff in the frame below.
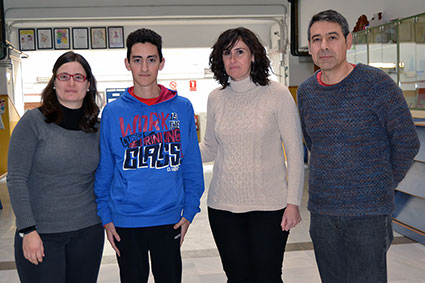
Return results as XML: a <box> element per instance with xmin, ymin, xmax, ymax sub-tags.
<box><xmin>99</xmin><ymin>210</ymin><xmax>113</xmax><ymax>226</ymax></box>
<box><xmin>286</xmin><ymin>195</ymin><xmax>302</xmax><ymax>207</ymax></box>
<box><xmin>182</xmin><ymin>206</ymin><xmax>201</xmax><ymax>223</ymax></box>
<box><xmin>18</xmin><ymin>226</ymin><xmax>37</xmax><ymax>235</ymax></box>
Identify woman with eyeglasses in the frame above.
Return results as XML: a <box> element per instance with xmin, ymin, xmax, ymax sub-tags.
<box><xmin>7</xmin><ymin>51</ymin><xmax>104</xmax><ymax>283</ymax></box>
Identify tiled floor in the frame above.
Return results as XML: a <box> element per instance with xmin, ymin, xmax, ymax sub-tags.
<box><xmin>1</xmin><ymin>165</ymin><xmax>425</xmax><ymax>282</ymax></box>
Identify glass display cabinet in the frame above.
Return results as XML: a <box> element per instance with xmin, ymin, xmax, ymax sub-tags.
<box><xmin>399</xmin><ymin>14</ymin><xmax>425</xmax><ymax>110</ymax></box>
<box><xmin>368</xmin><ymin>22</ymin><xmax>398</xmax><ymax>83</ymax></box>
<box><xmin>347</xmin><ymin>30</ymin><xmax>367</xmax><ymax>65</ymax></box>
<box><xmin>350</xmin><ymin>12</ymin><xmax>425</xmax><ymax>111</ymax></box>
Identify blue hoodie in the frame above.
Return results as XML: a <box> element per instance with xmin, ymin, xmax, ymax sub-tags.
<box><xmin>95</xmin><ymin>85</ymin><xmax>204</xmax><ymax>228</ymax></box>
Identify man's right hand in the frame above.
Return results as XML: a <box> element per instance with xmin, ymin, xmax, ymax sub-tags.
<box><xmin>104</xmin><ymin>222</ymin><xmax>121</xmax><ymax>256</ymax></box>
<box><xmin>22</xmin><ymin>231</ymin><xmax>44</xmax><ymax>265</ymax></box>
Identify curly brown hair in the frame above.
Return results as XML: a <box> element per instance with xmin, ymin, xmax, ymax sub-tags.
<box><xmin>209</xmin><ymin>27</ymin><xmax>270</xmax><ymax>88</ymax></box>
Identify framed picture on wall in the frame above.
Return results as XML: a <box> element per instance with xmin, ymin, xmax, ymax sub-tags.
<box><xmin>54</xmin><ymin>28</ymin><xmax>70</xmax><ymax>50</ymax></box>
<box><xmin>72</xmin><ymin>27</ymin><xmax>89</xmax><ymax>49</ymax></box>
<box><xmin>90</xmin><ymin>27</ymin><xmax>107</xmax><ymax>49</ymax></box>
<box><xmin>108</xmin><ymin>26</ymin><xmax>124</xmax><ymax>48</ymax></box>
<box><xmin>18</xmin><ymin>28</ymin><xmax>36</xmax><ymax>51</ymax></box>
<box><xmin>36</xmin><ymin>28</ymin><xmax>53</xmax><ymax>49</ymax></box>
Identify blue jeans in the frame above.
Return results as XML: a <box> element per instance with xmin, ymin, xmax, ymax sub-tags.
<box><xmin>310</xmin><ymin>213</ymin><xmax>393</xmax><ymax>283</ymax></box>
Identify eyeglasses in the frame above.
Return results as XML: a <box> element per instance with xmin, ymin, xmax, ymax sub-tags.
<box><xmin>56</xmin><ymin>72</ymin><xmax>87</xmax><ymax>82</ymax></box>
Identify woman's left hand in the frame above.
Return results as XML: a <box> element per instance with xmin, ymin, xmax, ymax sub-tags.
<box><xmin>22</xmin><ymin>231</ymin><xmax>44</xmax><ymax>265</ymax></box>
<box><xmin>281</xmin><ymin>204</ymin><xmax>302</xmax><ymax>231</ymax></box>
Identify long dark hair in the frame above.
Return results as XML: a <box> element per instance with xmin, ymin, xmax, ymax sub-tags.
<box><xmin>40</xmin><ymin>51</ymin><xmax>99</xmax><ymax>133</ymax></box>
<box><xmin>209</xmin><ymin>27</ymin><xmax>270</xmax><ymax>88</ymax></box>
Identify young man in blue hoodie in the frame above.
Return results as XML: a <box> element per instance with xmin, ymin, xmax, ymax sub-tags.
<box><xmin>95</xmin><ymin>28</ymin><xmax>204</xmax><ymax>283</ymax></box>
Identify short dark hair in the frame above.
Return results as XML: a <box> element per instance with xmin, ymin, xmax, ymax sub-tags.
<box><xmin>126</xmin><ymin>28</ymin><xmax>163</xmax><ymax>62</ymax></box>
<box><xmin>40</xmin><ymin>51</ymin><xmax>100</xmax><ymax>133</ymax></box>
<box><xmin>308</xmin><ymin>9</ymin><xmax>350</xmax><ymax>41</ymax></box>
<box><xmin>209</xmin><ymin>27</ymin><xmax>270</xmax><ymax>88</ymax></box>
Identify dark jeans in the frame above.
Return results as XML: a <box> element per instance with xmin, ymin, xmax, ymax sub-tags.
<box><xmin>310</xmin><ymin>213</ymin><xmax>393</xmax><ymax>283</ymax></box>
<box><xmin>14</xmin><ymin>223</ymin><xmax>104</xmax><ymax>283</ymax></box>
<box><xmin>208</xmin><ymin>207</ymin><xmax>289</xmax><ymax>283</ymax></box>
<box><xmin>115</xmin><ymin>224</ymin><xmax>182</xmax><ymax>283</ymax></box>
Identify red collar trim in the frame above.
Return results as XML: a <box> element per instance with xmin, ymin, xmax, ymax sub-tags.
<box><xmin>128</xmin><ymin>85</ymin><xmax>176</xmax><ymax>106</ymax></box>
<box><xmin>316</xmin><ymin>64</ymin><xmax>356</xmax><ymax>86</ymax></box>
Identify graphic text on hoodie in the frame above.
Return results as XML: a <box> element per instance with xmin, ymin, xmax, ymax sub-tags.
<box><xmin>120</xmin><ymin>111</ymin><xmax>182</xmax><ymax>171</ymax></box>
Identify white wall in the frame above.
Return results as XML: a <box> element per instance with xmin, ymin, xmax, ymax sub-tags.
<box><xmin>4</xmin><ymin>0</ymin><xmax>425</xmax><ymax>93</ymax></box>
<box><xmin>20</xmin><ymin>48</ymin><xmax>219</xmax><ymax>114</ymax></box>
<box><xmin>4</xmin><ymin>0</ymin><xmax>289</xmax><ymax>114</ymax></box>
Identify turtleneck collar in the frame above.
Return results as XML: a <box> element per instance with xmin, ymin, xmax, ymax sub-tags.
<box><xmin>58</xmin><ymin>104</ymin><xmax>84</xmax><ymax>131</ymax></box>
<box><xmin>228</xmin><ymin>76</ymin><xmax>258</xmax><ymax>93</ymax></box>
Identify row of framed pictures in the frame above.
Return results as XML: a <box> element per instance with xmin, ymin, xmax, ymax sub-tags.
<box><xmin>18</xmin><ymin>26</ymin><xmax>125</xmax><ymax>51</ymax></box>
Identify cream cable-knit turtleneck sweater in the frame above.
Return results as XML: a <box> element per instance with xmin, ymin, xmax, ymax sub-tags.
<box><xmin>200</xmin><ymin>77</ymin><xmax>304</xmax><ymax>213</ymax></box>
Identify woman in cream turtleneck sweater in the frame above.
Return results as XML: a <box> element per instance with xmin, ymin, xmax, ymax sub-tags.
<box><xmin>200</xmin><ymin>27</ymin><xmax>305</xmax><ymax>283</ymax></box>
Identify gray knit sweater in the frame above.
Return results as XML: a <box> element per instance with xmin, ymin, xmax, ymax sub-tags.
<box><xmin>7</xmin><ymin>108</ymin><xmax>100</xmax><ymax>233</ymax></box>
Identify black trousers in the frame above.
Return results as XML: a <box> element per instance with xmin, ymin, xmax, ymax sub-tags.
<box><xmin>115</xmin><ymin>224</ymin><xmax>182</xmax><ymax>283</ymax></box>
<box><xmin>208</xmin><ymin>207</ymin><xmax>289</xmax><ymax>283</ymax></box>
<box><xmin>14</xmin><ymin>223</ymin><xmax>104</xmax><ymax>283</ymax></box>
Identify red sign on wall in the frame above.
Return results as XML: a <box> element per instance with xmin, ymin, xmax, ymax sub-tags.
<box><xmin>169</xmin><ymin>81</ymin><xmax>177</xmax><ymax>90</ymax></box>
<box><xmin>189</xmin><ymin>80</ymin><xmax>197</xmax><ymax>91</ymax></box>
